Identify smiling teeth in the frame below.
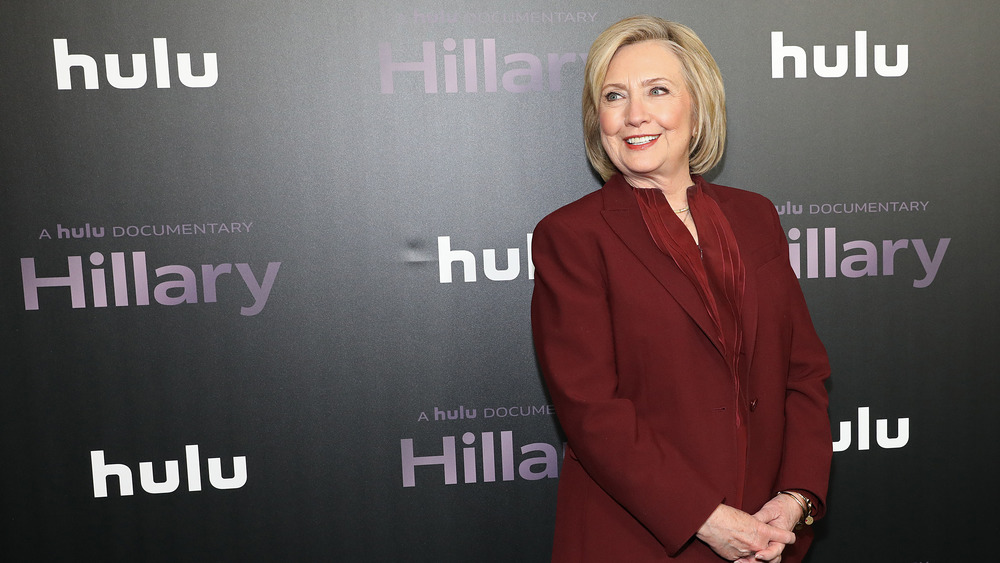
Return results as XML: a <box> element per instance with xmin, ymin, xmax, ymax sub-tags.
<box><xmin>627</xmin><ymin>135</ymin><xmax>658</xmax><ymax>145</ymax></box>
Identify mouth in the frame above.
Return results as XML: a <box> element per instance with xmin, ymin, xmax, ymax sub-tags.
<box><xmin>625</xmin><ymin>134</ymin><xmax>659</xmax><ymax>148</ymax></box>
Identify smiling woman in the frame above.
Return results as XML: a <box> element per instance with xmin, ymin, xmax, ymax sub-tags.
<box><xmin>582</xmin><ymin>17</ymin><xmax>726</xmax><ymax>185</ymax></box>
<box><xmin>531</xmin><ymin>15</ymin><xmax>832</xmax><ymax>563</ymax></box>
<box><xmin>598</xmin><ymin>42</ymin><xmax>694</xmax><ymax>189</ymax></box>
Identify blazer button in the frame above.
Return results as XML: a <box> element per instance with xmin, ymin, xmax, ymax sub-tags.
<box><xmin>749</xmin><ymin>398</ymin><xmax>758</xmax><ymax>412</ymax></box>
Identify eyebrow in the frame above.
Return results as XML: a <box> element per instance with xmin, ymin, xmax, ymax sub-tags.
<box><xmin>601</xmin><ymin>77</ymin><xmax>676</xmax><ymax>90</ymax></box>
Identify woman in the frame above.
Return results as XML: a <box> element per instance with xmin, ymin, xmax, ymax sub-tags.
<box><xmin>531</xmin><ymin>16</ymin><xmax>831</xmax><ymax>562</ymax></box>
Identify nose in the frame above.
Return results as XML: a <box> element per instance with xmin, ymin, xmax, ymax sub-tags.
<box><xmin>625</xmin><ymin>96</ymin><xmax>649</xmax><ymax>127</ymax></box>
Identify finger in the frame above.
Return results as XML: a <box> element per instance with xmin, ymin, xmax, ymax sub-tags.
<box><xmin>731</xmin><ymin>546</ymin><xmax>758</xmax><ymax>561</ymax></box>
<box><xmin>752</xmin><ymin>504</ymin><xmax>781</xmax><ymax>522</ymax></box>
<box><xmin>766</xmin><ymin>525</ymin><xmax>796</xmax><ymax>545</ymax></box>
<box><xmin>753</xmin><ymin>541</ymin><xmax>786</xmax><ymax>561</ymax></box>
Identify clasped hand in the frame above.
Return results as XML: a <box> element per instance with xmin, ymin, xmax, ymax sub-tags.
<box><xmin>695</xmin><ymin>494</ymin><xmax>801</xmax><ymax>562</ymax></box>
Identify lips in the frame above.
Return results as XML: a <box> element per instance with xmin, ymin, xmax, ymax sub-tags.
<box><xmin>625</xmin><ymin>134</ymin><xmax>659</xmax><ymax>148</ymax></box>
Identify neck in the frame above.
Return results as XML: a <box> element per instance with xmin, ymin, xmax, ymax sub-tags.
<box><xmin>623</xmin><ymin>171</ymin><xmax>695</xmax><ymax>209</ymax></box>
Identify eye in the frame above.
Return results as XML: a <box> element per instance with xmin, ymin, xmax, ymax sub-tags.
<box><xmin>650</xmin><ymin>86</ymin><xmax>670</xmax><ymax>95</ymax></box>
<box><xmin>603</xmin><ymin>91</ymin><xmax>623</xmax><ymax>102</ymax></box>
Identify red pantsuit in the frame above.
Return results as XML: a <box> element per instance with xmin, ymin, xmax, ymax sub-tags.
<box><xmin>531</xmin><ymin>175</ymin><xmax>831</xmax><ymax>562</ymax></box>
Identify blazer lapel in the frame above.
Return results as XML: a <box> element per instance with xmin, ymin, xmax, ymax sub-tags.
<box><xmin>600</xmin><ymin>175</ymin><xmax>726</xmax><ymax>359</ymax></box>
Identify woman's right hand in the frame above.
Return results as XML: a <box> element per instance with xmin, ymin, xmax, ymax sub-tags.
<box><xmin>695</xmin><ymin>503</ymin><xmax>796</xmax><ymax>561</ymax></box>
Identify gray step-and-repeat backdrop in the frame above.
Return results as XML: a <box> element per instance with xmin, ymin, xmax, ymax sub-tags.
<box><xmin>3</xmin><ymin>1</ymin><xmax>998</xmax><ymax>561</ymax></box>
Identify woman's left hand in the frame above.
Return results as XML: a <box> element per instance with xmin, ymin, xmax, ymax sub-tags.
<box><xmin>734</xmin><ymin>494</ymin><xmax>802</xmax><ymax>562</ymax></box>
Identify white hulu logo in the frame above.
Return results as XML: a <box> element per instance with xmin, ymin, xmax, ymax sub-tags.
<box><xmin>91</xmin><ymin>445</ymin><xmax>247</xmax><ymax>498</ymax></box>
<box><xmin>771</xmin><ymin>31</ymin><xmax>908</xmax><ymax>78</ymax></box>
<box><xmin>832</xmin><ymin>407</ymin><xmax>909</xmax><ymax>452</ymax></box>
<box><xmin>438</xmin><ymin>235</ymin><xmax>534</xmax><ymax>283</ymax></box>
<box><xmin>54</xmin><ymin>38</ymin><xmax>218</xmax><ymax>90</ymax></box>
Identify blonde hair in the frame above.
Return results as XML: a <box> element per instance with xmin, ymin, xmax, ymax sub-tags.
<box><xmin>582</xmin><ymin>15</ymin><xmax>726</xmax><ymax>180</ymax></box>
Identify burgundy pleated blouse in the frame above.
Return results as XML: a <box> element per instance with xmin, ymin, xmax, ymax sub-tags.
<box><xmin>632</xmin><ymin>177</ymin><xmax>749</xmax><ymax>424</ymax></box>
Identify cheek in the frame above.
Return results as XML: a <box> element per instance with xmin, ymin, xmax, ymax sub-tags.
<box><xmin>677</xmin><ymin>99</ymin><xmax>694</xmax><ymax>131</ymax></box>
<box><xmin>655</xmin><ymin>106</ymin><xmax>683</xmax><ymax>130</ymax></box>
<box><xmin>598</xmin><ymin>107</ymin><xmax>619</xmax><ymax>137</ymax></box>
<box><xmin>653</xmin><ymin>97</ymin><xmax>691</xmax><ymax>131</ymax></box>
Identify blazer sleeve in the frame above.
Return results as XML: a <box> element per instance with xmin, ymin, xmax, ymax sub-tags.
<box><xmin>767</xmin><ymin>206</ymin><xmax>833</xmax><ymax>519</ymax></box>
<box><xmin>531</xmin><ymin>211</ymin><xmax>723</xmax><ymax>555</ymax></box>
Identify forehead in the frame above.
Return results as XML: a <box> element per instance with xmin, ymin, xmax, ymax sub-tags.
<box><xmin>604</xmin><ymin>40</ymin><xmax>684</xmax><ymax>84</ymax></box>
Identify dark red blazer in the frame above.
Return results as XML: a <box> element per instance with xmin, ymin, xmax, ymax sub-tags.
<box><xmin>531</xmin><ymin>174</ymin><xmax>831</xmax><ymax>562</ymax></box>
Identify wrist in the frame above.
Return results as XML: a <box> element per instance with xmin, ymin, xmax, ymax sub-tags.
<box><xmin>777</xmin><ymin>490</ymin><xmax>814</xmax><ymax>528</ymax></box>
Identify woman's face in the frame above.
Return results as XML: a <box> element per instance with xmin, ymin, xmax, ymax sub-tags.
<box><xmin>598</xmin><ymin>41</ymin><xmax>694</xmax><ymax>187</ymax></box>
